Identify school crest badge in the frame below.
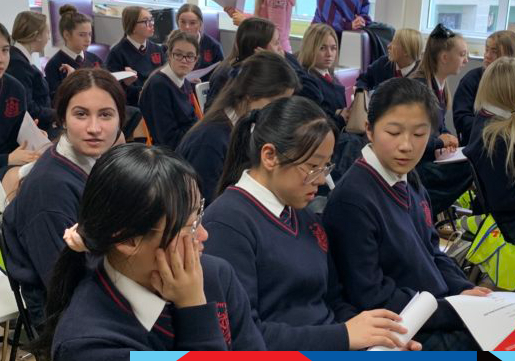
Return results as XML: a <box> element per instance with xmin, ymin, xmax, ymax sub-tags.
<box><xmin>203</xmin><ymin>49</ymin><xmax>213</xmax><ymax>63</ymax></box>
<box><xmin>216</xmin><ymin>302</ymin><xmax>232</xmax><ymax>347</ymax></box>
<box><xmin>310</xmin><ymin>222</ymin><xmax>328</xmax><ymax>253</ymax></box>
<box><xmin>151</xmin><ymin>52</ymin><xmax>162</xmax><ymax>65</ymax></box>
<box><xmin>420</xmin><ymin>200</ymin><xmax>433</xmax><ymax>227</ymax></box>
<box><xmin>4</xmin><ymin>97</ymin><xmax>20</xmax><ymax>118</ymax></box>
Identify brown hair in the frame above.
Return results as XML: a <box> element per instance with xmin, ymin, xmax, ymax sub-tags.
<box><xmin>391</xmin><ymin>28</ymin><xmax>423</xmax><ymax>62</ymax></box>
<box><xmin>176</xmin><ymin>4</ymin><xmax>203</xmax><ymax>24</ymax></box>
<box><xmin>12</xmin><ymin>11</ymin><xmax>47</xmax><ymax>43</ymax></box>
<box><xmin>58</xmin><ymin>4</ymin><xmax>92</xmax><ymax>39</ymax></box>
<box><xmin>487</xmin><ymin>30</ymin><xmax>515</xmax><ymax>58</ymax></box>
<box><xmin>54</xmin><ymin>68</ymin><xmax>126</xmax><ymax>130</ymax></box>
<box><xmin>122</xmin><ymin>6</ymin><xmax>145</xmax><ymax>36</ymax></box>
<box><xmin>166</xmin><ymin>30</ymin><xmax>199</xmax><ymax>56</ymax></box>
<box><xmin>0</xmin><ymin>22</ymin><xmax>11</xmax><ymax>45</ymax></box>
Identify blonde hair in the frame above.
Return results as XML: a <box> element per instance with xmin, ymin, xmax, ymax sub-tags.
<box><xmin>298</xmin><ymin>23</ymin><xmax>338</xmax><ymax>73</ymax></box>
<box><xmin>475</xmin><ymin>57</ymin><xmax>515</xmax><ymax>181</ymax></box>
<box><xmin>12</xmin><ymin>11</ymin><xmax>47</xmax><ymax>44</ymax></box>
<box><xmin>487</xmin><ymin>30</ymin><xmax>515</xmax><ymax>58</ymax></box>
<box><xmin>412</xmin><ymin>32</ymin><xmax>465</xmax><ymax>110</ymax></box>
<box><xmin>391</xmin><ymin>28</ymin><xmax>423</xmax><ymax>62</ymax></box>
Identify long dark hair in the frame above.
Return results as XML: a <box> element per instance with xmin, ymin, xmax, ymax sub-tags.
<box><xmin>217</xmin><ymin>96</ymin><xmax>338</xmax><ymax>195</ymax></box>
<box><xmin>0</xmin><ymin>22</ymin><xmax>11</xmax><ymax>44</ymax></box>
<box><xmin>368</xmin><ymin>77</ymin><xmax>440</xmax><ymax>189</ymax></box>
<box><xmin>34</xmin><ymin>143</ymin><xmax>201</xmax><ymax>360</ymax></box>
<box><xmin>194</xmin><ymin>51</ymin><xmax>299</xmax><ymax>130</ymax></box>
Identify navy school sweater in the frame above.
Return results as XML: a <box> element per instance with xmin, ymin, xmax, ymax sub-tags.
<box><xmin>356</xmin><ymin>55</ymin><xmax>419</xmax><ymax>91</ymax></box>
<box><xmin>203</xmin><ymin>186</ymin><xmax>358</xmax><ymax>351</ymax></box>
<box><xmin>51</xmin><ymin>255</ymin><xmax>266</xmax><ymax>360</ymax></box>
<box><xmin>205</xmin><ymin>53</ymin><xmax>322</xmax><ymax>112</ymax></box>
<box><xmin>323</xmin><ymin>158</ymin><xmax>474</xmax><ymax>330</ymax></box>
<box><xmin>139</xmin><ymin>72</ymin><xmax>197</xmax><ymax>150</ymax></box>
<box><xmin>2</xmin><ymin>146</ymin><xmax>87</xmax><ymax>291</ymax></box>
<box><xmin>105</xmin><ymin>38</ymin><xmax>166</xmax><ymax>106</ymax></box>
<box><xmin>309</xmin><ymin>70</ymin><xmax>347</xmax><ymax>130</ymax></box>
<box><xmin>464</xmin><ymin>114</ymin><xmax>515</xmax><ymax>242</ymax></box>
<box><xmin>0</xmin><ymin>74</ymin><xmax>27</xmax><ymax>168</ymax></box>
<box><xmin>413</xmin><ymin>76</ymin><xmax>449</xmax><ymax>161</ymax></box>
<box><xmin>6</xmin><ymin>46</ymin><xmax>53</xmax><ymax>130</ymax></box>
<box><xmin>45</xmin><ymin>50</ymin><xmax>103</xmax><ymax>100</ymax></box>
<box><xmin>176</xmin><ymin>118</ymin><xmax>232</xmax><ymax>205</ymax></box>
<box><xmin>453</xmin><ymin>67</ymin><xmax>484</xmax><ymax>146</ymax></box>
<box><xmin>196</xmin><ymin>34</ymin><xmax>224</xmax><ymax>82</ymax></box>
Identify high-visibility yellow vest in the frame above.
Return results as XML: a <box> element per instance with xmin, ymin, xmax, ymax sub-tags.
<box><xmin>466</xmin><ymin>214</ymin><xmax>515</xmax><ymax>291</ymax></box>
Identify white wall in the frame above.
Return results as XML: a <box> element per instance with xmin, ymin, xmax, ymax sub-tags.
<box><xmin>0</xmin><ymin>0</ymin><xmax>30</xmax><ymax>33</ymax></box>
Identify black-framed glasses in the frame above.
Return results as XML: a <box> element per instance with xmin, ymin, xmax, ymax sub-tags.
<box><xmin>171</xmin><ymin>52</ymin><xmax>198</xmax><ymax>63</ymax></box>
<box><xmin>137</xmin><ymin>18</ymin><xmax>154</xmax><ymax>27</ymax></box>
<box><xmin>430</xmin><ymin>23</ymin><xmax>455</xmax><ymax>39</ymax></box>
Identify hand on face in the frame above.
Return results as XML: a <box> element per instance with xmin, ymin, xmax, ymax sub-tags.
<box><xmin>150</xmin><ymin>232</ymin><xmax>206</xmax><ymax>308</ymax></box>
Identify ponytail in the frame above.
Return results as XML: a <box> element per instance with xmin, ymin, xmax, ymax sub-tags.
<box><xmin>31</xmin><ymin>247</ymin><xmax>89</xmax><ymax>360</ymax></box>
<box><xmin>216</xmin><ymin>110</ymin><xmax>259</xmax><ymax>196</ymax></box>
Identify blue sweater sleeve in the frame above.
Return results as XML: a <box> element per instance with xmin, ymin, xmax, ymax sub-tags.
<box><xmin>204</xmin><ymin>220</ymin><xmax>349</xmax><ymax>351</ymax></box>
<box><xmin>0</xmin><ymin>153</ymin><xmax>8</xmax><ymax>168</ymax></box>
<box><xmin>453</xmin><ymin>76</ymin><xmax>478</xmax><ymax>145</ymax></box>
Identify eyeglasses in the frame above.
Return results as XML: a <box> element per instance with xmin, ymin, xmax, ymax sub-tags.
<box><xmin>172</xmin><ymin>198</ymin><xmax>205</xmax><ymax>252</ymax></box>
<box><xmin>171</xmin><ymin>52</ymin><xmax>198</xmax><ymax>63</ymax></box>
<box><xmin>278</xmin><ymin>150</ymin><xmax>335</xmax><ymax>185</ymax></box>
<box><xmin>137</xmin><ymin>18</ymin><xmax>154</xmax><ymax>27</ymax></box>
<box><xmin>430</xmin><ymin>23</ymin><xmax>455</xmax><ymax>39</ymax></box>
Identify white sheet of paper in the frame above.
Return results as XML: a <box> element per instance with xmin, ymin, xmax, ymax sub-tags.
<box><xmin>446</xmin><ymin>292</ymin><xmax>515</xmax><ymax>350</ymax></box>
<box><xmin>369</xmin><ymin>292</ymin><xmax>438</xmax><ymax>351</ymax></box>
<box><xmin>434</xmin><ymin>146</ymin><xmax>467</xmax><ymax>164</ymax></box>
<box><xmin>17</xmin><ymin>112</ymin><xmax>52</xmax><ymax>153</ymax></box>
<box><xmin>212</xmin><ymin>0</ymin><xmax>245</xmax><ymax>11</ymax></box>
<box><xmin>111</xmin><ymin>71</ymin><xmax>137</xmax><ymax>81</ymax></box>
<box><xmin>186</xmin><ymin>62</ymin><xmax>220</xmax><ymax>81</ymax></box>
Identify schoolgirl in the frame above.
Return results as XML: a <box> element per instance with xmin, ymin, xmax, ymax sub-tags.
<box><xmin>176</xmin><ymin>4</ymin><xmax>224</xmax><ymax>82</ymax></box>
<box><xmin>31</xmin><ymin>143</ymin><xmax>266</xmax><ymax>360</ymax></box>
<box><xmin>7</xmin><ymin>11</ymin><xmax>53</xmax><ymax>131</ymax></box>
<box><xmin>411</xmin><ymin>23</ymin><xmax>471</xmax><ymax>215</ymax></box>
<box><xmin>0</xmin><ymin>23</ymin><xmax>38</xmax><ymax>178</ymax></box>
<box><xmin>464</xmin><ymin>57</ymin><xmax>515</xmax><ymax>243</ymax></box>
<box><xmin>176</xmin><ymin>51</ymin><xmax>298</xmax><ymax>204</ymax></box>
<box><xmin>2</xmin><ymin>68</ymin><xmax>125</xmax><ymax>329</ymax></box>
<box><xmin>139</xmin><ymin>30</ymin><xmax>199</xmax><ymax>150</ymax></box>
<box><xmin>45</xmin><ymin>5</ymin><xmax>103</xmax><ymax>99</ymax></box>
<box><xmin>356</xmin><ymin>28</ymin><xmax>423</xmax><ymax>91</ymax></box>
<box><xmin>203</xmin><ymin>95</ymin><xmax>421</xmax><ymax>351</ymax></box>
<box><xmin>105</xmin><ymin>6</ymin><xmax>166</xmax><ymax>106</ymax></box>
<box><xmin>454</xmin><ymin>30</ymin><xmax>515</xmax><ymax>145</ymax></box>
<box><xmin>298</xmin><ymin>23</ymin><xmax>347</xmax><ymax>129</ymax></box>
<box><xmin>323</xmin><ymin>77</ymin><xmax>489</xmax><ymax>350</ymax></box>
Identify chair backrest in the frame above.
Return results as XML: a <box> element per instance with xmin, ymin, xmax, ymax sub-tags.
<box><xmin>195</xmin><ymin>82</ymin><xmax>210</xmax><ymax>112</ymax></box>
<box><xmin>48</xmin><ymin>0</ymin><xmax>94</xmax><ymax>46</ymax></box>
<box><xmin>0</xmin><ymin>227</ymin><xmax>37</xmax><ymax>341</ymax></box>
<box><xmin>87</xmin><ymin>43</ymin><xmax>110</xmax><ymax>63</ymax></box>
<box><xmin>202</xmin><ymin>11</ymin><xmax>220</xmax><ymax>42</ymax></box>
<box><xmin>338</xmin><ymin>30</ymin><xmax>371</xmax><ymax>72</ymax></box>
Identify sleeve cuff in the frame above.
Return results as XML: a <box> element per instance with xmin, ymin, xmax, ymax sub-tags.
<box><xmin>173</xmin><ymin>302</ymin><xmax>224</xmax><ymax>342</ymax></box>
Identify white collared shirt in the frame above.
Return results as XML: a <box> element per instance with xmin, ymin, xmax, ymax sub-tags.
<box><xmin>56</xmin><ymin>135</ymin><xmax>97</xmax><ymax>175</ymax></box>
<box><xmin>160</xmin><ymin>63</ymin><xmax>184</xmax><ymax>88</ymax></box>
<box><xmin>235</xmin><ymin>169</ymin><xmax>286</xmax><ymax>218</ymax></box>
<box><xmin>127</xmin><ymin>36</ymin><xmax>146</xmax><ymax>51</ymax></box>
<box><xmin>434</xmin><ymin>76</ymin><xmax>446</xmax><ymax>92</ymax></box>
<box><xmin>314</xmin><ymin>67</ymin><xmax>330</xmax><ymax>77</ymax></box>
<box><xmin>14</xmin><ymin>42</ymin><xmax>34</xmax><ymax>65</ymax></box>
<box><xmin>104</xmin><ymin>257</ymin><xmax>167</xmax><ymax>332</ymax></box>
<box><xmin>224</xmin><ymin>107</ymin><xmax>239</xmax><ymax>125</ymax></box>
<box><xmin>396</xmin><ymin>61</ymin><xmax>417</xmax><ymax>77</ymax></box>
<box><xmin>361</xmin><ymin>144</ymin><xmax>407</xmax><ymax>187</ymax></box>
<box><xmin>61</xmin><ymin>46</ymin><xmax>85</xmax><ymax>62</ymax></box>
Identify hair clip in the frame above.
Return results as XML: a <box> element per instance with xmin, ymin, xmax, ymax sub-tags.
<box><xmin>430</xmin><ymin>23</ymin><xmax>455</xmax><ymax>39</ymax></box>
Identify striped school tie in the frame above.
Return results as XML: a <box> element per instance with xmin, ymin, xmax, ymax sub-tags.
<box><xmin>279</xmin><ymin>206</ymin><xmax>292</xmax><ymax>229</ymax></box>
<box><xmin>395</xmin><ymin>69</ymin><xmax>402</xmax><ymax>78</ymax></box>
<box><xmin>75</xmin><ymin>55</ymin><xmax>84</xmax><ymax>66</ymax></box>
<box><xmin>323</xmin><ymin>73</ymin><xmax>333</xmax><ymax>83</ymax></box>
<box><xmin>393</xmin><ymin>181</ymin><xmax>409</xmax><ymax>203</ymax></box>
